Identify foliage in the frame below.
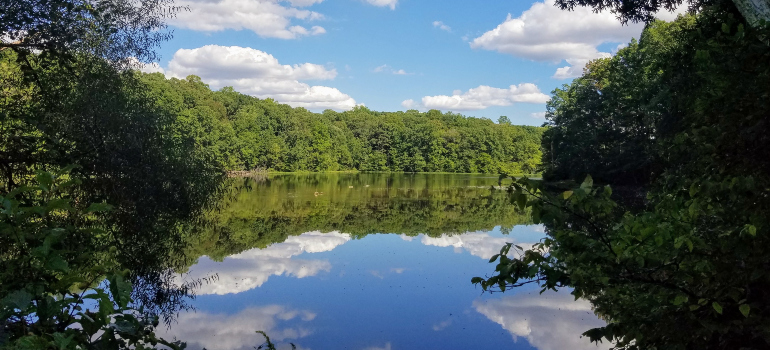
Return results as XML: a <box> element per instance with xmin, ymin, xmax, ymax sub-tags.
<box><xmin>140</xmin><ymin>74</ymin><xmax>546</xmax><ymax>174</ymax></box>
<box><xmin>554</xmin><ymin>0</ymin><xmax>710</xmax><ymax>23</ymax></box>
<box><xmin>476</xmin><ymin>175</ymin><xmax>769</xmax><ymax>349</ymax></box>
<box><xmin>0</xmin><ymin>0</ymin><xmax>177</xmax><ymax>65</ymax></box>
<box><xmin>0</xmin><ymin>48</ymin><xmax>226</xmax><ymax>272</ymax></box>
<box><xmin>0</xmin><ymin>169</ymin><xmax>184</xmax><ymax>349</ymax></box>
<box><xmin>479</xmin><ymin>4</ymin><xmax>770</xmax><ymax>350</ymax></box>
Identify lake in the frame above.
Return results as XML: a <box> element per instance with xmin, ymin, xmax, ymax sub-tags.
<box><xmin>161</xmin><ymin>173</ymin><xmax>606</xmax><ymax>350</ymax></box>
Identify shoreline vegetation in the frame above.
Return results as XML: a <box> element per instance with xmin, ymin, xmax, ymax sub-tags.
<box><xmin>477</xmin><ymin>4</ymin><xmax>770</xmax><ymax>350</ymax></box>
<box><xmin>226</xmin><ymin>169</ymin><xmax>542</xmax><ymax>177</ymax></box>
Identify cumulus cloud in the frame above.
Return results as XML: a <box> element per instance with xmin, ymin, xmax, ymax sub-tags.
<box><xmin>365</xmin><ymin>0</ymin><xmax>397</xmax><ymax>10</ymax></box>
<box><xmin>170</xmin><ymin>0</ymin><xmax>326</xmax><ymax>39</ymax></box>
<box><xmin>165</xmin><ymin>45</ymin><xmax>358</xmax><ymax>110</ymax></box>
<box><xmin>433</xmin><ymin>21</ymin><xmax>452</xmax><ymax>32</ymax></box>
<box><xmin>530</xmin><ymin>112</ymin><xmax>546</xmax><ymax>119</ymax></box>
<box><xmin>471</xmin><ymin>0</ymin><xmax>684</xmax><ymax>78</ymax></box>
<box><xmin>373</xmin><ymin>64</ymin><xmax>411</xmax><ymax>75</ymax></box>
<box><xmin>180</xmin><ymin>231</ymin><xmax>351</xmax><ymax>295</ymax></box>
<box><xmin>474</xmin><ymin>291</ymin><xmax>610</xmax><ymax>350</ymax></box>
<box><xmin>407</xmin><ymin>83</ymin><xmax>549</xmax><ymax>111</ymax></box>
<box><xmin>401</xmin><ymin>99</ymin><xmax>418</xmax><ymax>110</ymax></box>
<box><xmin>159</xmin><ymin>305</ymin><xmax>315</xmax><ymax>350</ymax></box>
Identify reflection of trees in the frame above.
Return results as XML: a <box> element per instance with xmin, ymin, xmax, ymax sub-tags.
<box><xmin>183</xmin><ymin>175</ymin><xmax>532</xmax><ymax>264</ymax></box>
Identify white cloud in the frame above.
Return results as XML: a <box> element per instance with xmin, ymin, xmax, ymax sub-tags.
<box><xmin>171</xmin><ymin>0</ymin><xmax>326</xmax><ymax>39</ymax></box>
<box><xmin>474</xmin><ymin>291</ymin><xmax>610</xmax><ymax>350</ymax></box>
<box><xmin>401</xmin><ymin>99</ymin><xmax>418</xmax><ymax>110</ymax></box>
<box><xmin>373</xmin><ymin>64</ymin><xmax>411</xmax><ymax>75</ymax></box>
<box><xmin>552</xmin><ymin>58</ymin><xmax>598</xmax><ymax>79</ymax></box>
<box><xmin>412</xmin><ymin>83</ymin><xmax>550</xmax><ymax>111</ymax></box>
<box><xmin>433</xmin><ymin>21</ymin><xmax>452</xmax><ymax>32</ymax></box>
<box><xmin>179</xmin><ymin>231</ymin><xmax>351</xmax><ymax>295</ymax></box>
<box><xmin>365</xmin><ymin>0</ymin><xmax>397</xmax><ymax>10</ymax></box>
<box><xmin>530</xmin><ymin>112</ymin><xmax>546</xmax><ymax>119</ymax></box>
<box><xmin>127</xmin><ymin>57</ymin><xmax>165</xmax><ymax>74</ymax></box>
<box><xmin>471</xmin><ymin>0</ymin><xmax>684</xmax><ymax>79</ymax></box>
<box><xmin>159</xmin><ymin>305</ymin><xmax>315</xmax><ymax>350</ymax></box>
<box><xmin>165</xmin><ymin>45</ymin><xmax>358</xmax><ymax>111</ymax></box>
<box><xmin>139</xmin><ymin>62</ymin><xmax>166</xmax><ymax>75</ymax></box>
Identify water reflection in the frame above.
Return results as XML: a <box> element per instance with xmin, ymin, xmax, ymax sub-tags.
<box><xmin>182</xmin><ymin>232</ymin><xmax>349</xmax><ymax>295</ymax></box>
<box><xmin>475</xmin><ymin>291</ymin><xmax>609</xmax><ymax>350</ymax></box>
<box><xmin>157</xmin><ymin>305</ymin><xmax>315</xmax><ymax>350</ymax></box>
<box><xmin>163</xmin><ymin>174</ymin><xmax>605</xmax><ymax>350</ymax></box>
<box><xmin>414</xmin><ymin>232</ymin><xmax>535</xmax><ymax>259</ymax></box>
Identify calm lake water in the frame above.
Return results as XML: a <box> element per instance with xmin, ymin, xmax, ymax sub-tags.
<box><xmin>161</xmin><ymin>174</ymin><xmax>606</xmax><ymax>350</ymax></box>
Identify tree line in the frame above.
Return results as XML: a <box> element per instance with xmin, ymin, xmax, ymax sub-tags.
<box><xmin>141</xmin><ymin>73</ymin><xmax>545</xmax><ymax>174</ymax></box>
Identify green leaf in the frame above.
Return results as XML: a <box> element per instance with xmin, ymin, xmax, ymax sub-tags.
<box><xmin>488</xmin><ymin>254</ymin><xmax>500</xmax><ymax>263</ymax></box>
<box><xmin>739</xmin><ymin>304</ymin><xmax>750</xmax><ymax>317</ymax></box>
<box><xmin>721</xmin><ymin>23</ymin><xmax>730</xmax><ymax>33</ymax></box>
<box><xmin>108</xmin><ymin>274</ymin><xmax>132</xmax><ymax>309</ymax></box>
<box><xmin>712</xmin><ymin>302</ymin><xmax>723</xmax><ymax>314</ymax></box>
<box><xmin>516</xmin><ymin>193</ymin><xmax>527</xmax><ymax>209</ymax></box>
<box><xmin>563</xmin><ymin>190</ymin><xmax>573</xmax><ymax>199</ymax></box>
<box><xmin>1</xmin><ymin>290</ymin><xmax>33</xmax><ymax>311</ymax></box>
<box><xmin>45</xmin><ymin>255</ymin><xmax>70</xmax><ymax>272</ymax></box>
<box><xmin>673</xmin><ymin>295</ymin><xmax>688</xmax><ymax>306</ymax></box>
<box><xmin>52</xmin><ymin>333</ymin><xmax>74</xmax><ymax>350</ymax></box>
<box><xmin>747</xmin><ymin>225</ymin><xmax>757</xmax><ymax>236</ymax></box>
<box><xmin>471</xmin><ymin>277</ymin><xmax>483</xmax><ymax>284</ymax></box>
<box><xmin>36</xmin><ymin>172</ymin><xmax>54</xmax><ymax>191</ymax></box>
<box><xmin>86</xmin><ymin>202</ymin><xmax>113</xmax><ymax>213</ymax></box>
<box><xmin>580</xmin><ymin>175</ymin><xmax>593</xmax><ymax>190</ymax></box>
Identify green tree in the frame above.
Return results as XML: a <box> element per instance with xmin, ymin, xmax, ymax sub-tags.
<box><xmin>478</xmin><ymin>4</ymin><xmax>770</xmax><ymax>349</ymax></box>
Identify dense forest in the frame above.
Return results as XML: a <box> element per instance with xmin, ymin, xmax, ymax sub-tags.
<box><xmin>140</xmin><ymin>73</ymin><xmax>544</xmax><ymax>174</ymax></box>
<box><xmin>479</xmin><ymin>1</ymin><xmax>770</xmax><ymax>349</ymax></box>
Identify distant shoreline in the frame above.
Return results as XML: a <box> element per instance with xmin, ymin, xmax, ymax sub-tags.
<box><xmin>228</xmin><ymin>170</ymin><xmax>541</xmax><ymax>177</ymax></box>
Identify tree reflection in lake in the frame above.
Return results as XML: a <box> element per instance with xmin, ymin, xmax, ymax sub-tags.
<box><xmin>161</xmin><ymin>174</ymin><xmax>607</xmax><ymax>350</ymax></box>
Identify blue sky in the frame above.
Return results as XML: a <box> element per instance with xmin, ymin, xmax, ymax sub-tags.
<box><xmin>145</xmin><ymin>0</ymin><xmax>681</xmax><ymax>126</ymax></box>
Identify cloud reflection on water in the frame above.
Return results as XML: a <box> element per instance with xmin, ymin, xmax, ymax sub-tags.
<box><xmin>411</xmin><ymin>232</ymin><xmax>536</xmax><ymax>260</ymax></box>
<box><xmin>474</xmin><ymin>291</ymin><xmax>609</xmax><ymax>350</ymax></box>
<box><xmin>182</xmin><ymin>231</ymin><xmax>350</xmax><ymax>295</ymax></box>
<box><xmin>158</xmin><ymin>305</ymin><xmax>315</xmax><ymax>350</ymax></box>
